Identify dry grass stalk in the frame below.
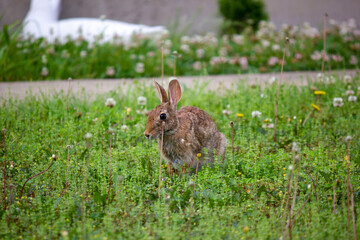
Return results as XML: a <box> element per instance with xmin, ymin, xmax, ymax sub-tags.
<box><xmin>274</xmin><ymin>37</ymin><xmax>289</xmax><ymax>142</ymax></box>
<box><xmin>230</xmin><ymin>121</ymin><xmax>234</xmax><ymax>162</ymax></box>
<box><xmin>158</xmin><ymin>122</ymin><xmax>165</xmax><ymax>199</ymax></box>
<box><xmin>20</xmin><ymin>162</ymin><xmax>55</xmax><ymax>199</ymax></box>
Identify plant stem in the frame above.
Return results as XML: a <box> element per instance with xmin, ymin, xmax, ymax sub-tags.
<box><xmin>320</xmin><ymin>13</ymin><xmax>328</xmax><ymax>79</ymax></box>
<box><xmin>158</xmin><ymin>122</ymin><xmax>165</xmax><ymax>199</ymax></box>
<box><xmin>230</xmin><ymin>121</ymin><xmax>234</xmax><ymax>162</ymax></box>
<box><xmin>2</xmin><ymin>129</ymin><xmax>7</xmax><ymax>211</ymax></box>
<box><xmin>105</xmin><ymin>133</ymin><xmax>113</xmax><ymax>205</ymax></box>
<box><xmin>20</xmin><ymin>162</ymin><xmax>54</xmax><ymax>199</ymax></box>
<box><xmin>274</xmin><ymin>37</ymin><xmax>289</xmax><ymax>142</ymax></box>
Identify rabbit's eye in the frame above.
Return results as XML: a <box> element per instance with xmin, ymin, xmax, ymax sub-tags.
<box><xmin>160</xmin><ymin>113</ymin><xmax>167</xmax><ymax>120</ymax></box>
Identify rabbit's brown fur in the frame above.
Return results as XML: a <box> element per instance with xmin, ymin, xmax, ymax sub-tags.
<box><xmin>144</xmin><ymin>79</ymin><xmax>226</xmax><ymax>173</ymax></box>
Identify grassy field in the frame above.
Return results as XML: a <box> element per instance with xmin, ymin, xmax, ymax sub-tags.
<box><xmin>0</xmin><ymin>74</ymin><xmax>359</xmax><ymax>239</ymax></box>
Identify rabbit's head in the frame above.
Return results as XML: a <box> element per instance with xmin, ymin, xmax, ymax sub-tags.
<box><xmin>144</xmin><ymin>79</ymin><xmax>182</xmax><ymax>140</ymax></box>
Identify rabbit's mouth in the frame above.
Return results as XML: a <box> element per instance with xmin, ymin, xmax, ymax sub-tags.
<box><xmin>144</xmin><ymin>132</ymin><xmax>160</xmax><ymax>140</ymax></box>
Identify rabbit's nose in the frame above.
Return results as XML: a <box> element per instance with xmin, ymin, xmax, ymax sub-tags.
<box><xmin>144</xmin><ymin>132</ymin><xmax>150</xmax><ymax>138</ymax></box>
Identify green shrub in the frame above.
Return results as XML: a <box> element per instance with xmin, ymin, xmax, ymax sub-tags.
<box><xmin>218</xmin><ymin>0</ymin><xmax>268</xmax><ymax>33</ymax></box>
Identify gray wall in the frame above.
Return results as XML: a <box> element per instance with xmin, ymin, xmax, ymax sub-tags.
<box><xmin>1</xmin><ymin>0</ymin><xmax>360</xmax><ymax>34</ymax></box>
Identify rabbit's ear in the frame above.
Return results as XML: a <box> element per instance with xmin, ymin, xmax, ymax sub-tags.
<box><xmin>154</xmin><ymin>80</ymin><xmax>169</xmax><ymax>103</ymax></box>
<box><xmin>168</xmin><ymin>79</ymin><xmax>181</xmax><ymax>110</ymax></box>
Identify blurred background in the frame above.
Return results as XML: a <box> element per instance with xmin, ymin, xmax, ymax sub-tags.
<box><xmin>1</xmin><ymin>0</ymin><xmax>360</xmax><ymax>34</ymax></box>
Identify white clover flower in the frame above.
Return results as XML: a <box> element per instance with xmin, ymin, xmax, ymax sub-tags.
<box><xmin>192</xmin><ymin>61</ymin><xmax>202</xmax><ymax>70</ymax></box>
<box><xmin>268</xmin><ymin>56</ymin><xmax>278</xmax><ymax>66</ymax></box>
<box><xmin>251</xmin><ymin>111</ymin><xmax>261</xmax><ymax>118</ymax></box>
<box><xmin>272</xmin><ymin>44</ymin><xmax>280</xmax><ymax>51</ymax></box>
<box><xmin>196</xmin><ymin>48</ymin><xmax>205</xmax><ymax>59</ymax></box>
<box><xmin>344</xmin><ymin>75</ymin><xmax>352</xmax><ymax>83</ymax></box>
<box><xmin>344</xmin><ymin>136</ymin><xmax>352</xmax><ymax>142</ymax></box>
<box><xmin>121</xmin><ymin>125</ymin><xmax>128</xmax><ymax>132</ymax></box>
<box><xmin>84</xmin><ymin>133</ymin><xmax>92</xmax><ymax>139</ymax></box>
<box><xmin>41</xmin><ymin>55</ymin><xmax>48</xmax><ymax>64</ymax></box>
<box><xmin>288</xmin><ymin>165</ymin><xmax>294</xmax><ymax>170</ymax></box>
<box><xmin>232</xmin><ymin>34</ymin><xmax>244</xmax><ymax>45</ymax></box>
<box><xmin>348</xmin><ymin>95</ymin><xmax>357</xmax><ymax>102</ymax></box>
<box><xmin>222</xmin><ymin>110</ymin><xmax>231</xmax><ymax>116</ymax></box>
<box><xmin>80</xmin><ymin>50</ymin><xmax>87</xmax><ymax>58</ymax></box>
<box><xmin>262</xmin><ymin>123</ymin><xmax>274</xmax><ymax>129</ymax></box>
<box><xmin>307</xmin><ymin>184</ymin><xmax>311</xmax><ymax>189</ymax></box>
<box><xmin>105</xmin><ymin>98</ymin><xmax>116</xmax><ymax>108</ymax></box>
<box><xmin>106</xmin><ymin>66</ymin><xmax>115</xmax><ymax>77</ymax></box>
<box><xmin>99</xmin><ymin>15</ymin><xmax>106</xmax><ymax>21</ymax></box>
<box><xmin>180</xmin><ymin>44</ymin><xmax>190</xmax><ymax>53</ymax></box>
<box><xmin>268</xmin><ymin>76</ymin><xmax>277</xmax><ymax>85</ymax></box>
<box><xmin>333</xmin><ymin>97</ymin><xmax>344</xmax><ymax>107</ymax></box>
<box><xmin>346</xmin><ymin>86</ymin><xmax>354</xmax><ymax>96</ymax></box>
<box><xmin>291</xmin><ymin>142</ymin><xmax>299</xmax><ymax>153</ymax></box>
<box><xmin>136</xmin><ymin>62</ymin><xmax>144</xmax><ymax>73</ymax></box>
<box><xmin>137</xmin><ymin>96</ymin><xmax>147</xmax><ymax>106</ymax></box>
<box><xmin>41</xmin><ymin>67</ymin><xmax>49</xmax><ymax>77</ymax></box>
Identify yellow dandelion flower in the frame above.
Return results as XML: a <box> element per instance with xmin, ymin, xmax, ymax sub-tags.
<box><xmin>312</xmin><ymin>103</ymin><xmax>320</xmax><ymax>111</ymax></box>
<box><xmin>237</xmin><ymin>113</ymin><xmax>244</xmax><ymax>118</ymax></box>
<box><xmin>243</xmin><ymin>226</ymin><xmax>249</xmax><ymax>233</ymax></box>
<box><xmin>264</xmin><ymin>119</ymin><xmax>269</xmax><ymax>123</ymax></box>
<box><xmin>314</xmin><ymin>90</ymin><xmax>326</xmax><ymax>95</ymax></box>
<box><xmin>344</xmin><ymin>155</ymin><xmax>349</xmax><ymax>161</ymax></box>
<box><xmin>237</xmin><ymin>172</ymin><xmax>242</xmax><ymax>175</ymax></box>
<box><xmin>197</xmin><ymin>153</ymin><xmax>201</xmax><ymax>158</ymax></box>
<box><xmin>246</xmin><ymin>189</ymin><xmax>251</xmax><ymax>194</ymax></box>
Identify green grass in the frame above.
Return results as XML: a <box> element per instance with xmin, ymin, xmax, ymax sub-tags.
<box><xmin>0</xmin><ymin>74</ymin><xmax>359</xmax><ymax>239</ymax></box>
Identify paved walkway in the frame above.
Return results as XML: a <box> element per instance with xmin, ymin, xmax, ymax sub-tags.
<box><xmin>0</xmin><ymin>70</ymin><xmax>357</xmax><ymax>100</ymax></box>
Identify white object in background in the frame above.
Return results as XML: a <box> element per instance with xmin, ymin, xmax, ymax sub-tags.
<box><xmin>22</xmin><ymin>0</ymin><xmax>167</xmax><ymax>43</ymax></box>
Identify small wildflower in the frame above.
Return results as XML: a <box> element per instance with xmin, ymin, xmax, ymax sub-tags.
<box><xmin>135</xmin><ymin>62</ymin><xmax>144</xmax><ymax>73</ymax></box>
<box><xmin>291</xmin><ymin>142</ymin><xmax>299</xmax><ymax>153</ymax></box>
<box><xmin>251</xmin><ymin>111</ymin><xmax>261</xmax><ymax>118</ymax></box>
<box><xmin>84</xmin><ymin>133</ymin><xmax>92</xmax><ymax>139</ymax></box>
<box><xmin>222</xmin><ymin>109</ymin><xmax>231</xmax><ymax>116</ymax></box>
<box><xmin>314</xmin><ymin>90</ymin><xmax>326</xmax><ymax>95</ymax></box>
<box><xmin>51</xmin><ymin>154</ymin><xmax>56</xmax><ymax>160</ymax></box>
<box><xmin>237</xmin><ymin>113</ymin><xmax>244</xmax><ymax>118</ymax></box>
<box><xmin>188</xmin><ymin>180</ymin><xmax>195</xmax><ymax>187</ymax></box>
<box><xmin>237</xmin><ymin>172</ymin><xmax>242</xmax><ymax>175</ymax></box>
<box><xmin>100</xmin><ymin>15</ymin><xmax>106</xmax><ymax>21</ymax></box>
<box><xmin>243</xmin><ymin>226</ymin><xmax>249</xmax><ymax>233</ymax></box>
<box><xmin>246</xmin><ymin>189</ymin><xmax>251</xmax><ymax>194</ymax></box>
<box><xmin>312</xmin><ymin>103</ymin><xmax>320</xmax><ymax>111</ymax></box>
<box><xmin>165</xmin><ymin>194</ymin><xmax>171</xmax><ymax>203</ymax></box>
<box><xmin>106</xmin><ymin>66</ymin><xmax>115</xmax><ymax>77</ymax></box>
<box><xmin>262</xmin><ymin>123</ymin><xmax>274</xmax><ymax>129</ymax></box>
<box><xmin>288</xmin><ymin>165</ymin><xmax>294</xmax><ymax>170</ymax></box>
<box><xmin>41</xmin><ymin>67</ymin><xmax>49</xmax><ymax>77</ymax></box>
<box><xmin>268</xmin><ymin>76</ymin><xmax>277</xmax><ymax>84</ymax></box>
<box><xmin>333</xmin><ymin>97</ymin><xmax>344</xmax><ymax>107</ymax></box>
<box><xmin>344</xmin><ymin>75</ymin><xmax>352</xmax><ymax>83</ymax></box>
<box><xmin>121</xmin><ymin>125</ymin><xmax>128</xmax><ymax>132</ymax></box>
<box><xmin>192</xmin><ymin>61</ymin><xmax>202</xmax><ymax>70</ymax></box>
<box><xmin>197</xmin><ymin>153</ymin><xmax>201</xmax><ymax>158</ymax></box>
<box><xmin>348</xmin><ymin>95</ymin><xmax>357</xmax><ymax>102</ymax></box>
<box><xmin>105</xmin><ymin>98</ymin><xmax>116</xmax><ymax>108</ymax></box>
<box><xmin>61</xmin><ymin>231</ymin><xmax>68</xmax><ymax>237</ymax></box>
<box><xmin>137</xmin><ymin>96</ymin><xmax>147</xmax><ymax>106</ymax></box>
<box><xmin>346</xmin><ymin>86</ymin><xmax>354</xmax><ymax>96</ymax></box>
<box><xmin>92</xmin><ymin>117</ymin><xmax>98</xmax><ymax>124</ymax></box>
<box><xmin>307</xmin><ymin>184</ymin><xmax>311</xmax><ymax>189</ymax></box>
<box><xmin>66</xmin><ymin>145</ymin><xmax>72</xmax><ymax>149</ymax></box>
<box><xmin>80</xmin><ymin>50</ymin><xmax>87</xmax><ymax>58</ymax></box>
<box><xmin>344</xmin><ymin>136</ymin><xmax>352</xmax><ymax>142</ymax></box>
<box><xmin>344</xmin><ymin>155</ymin><xmax>350</xmax><ymax>162</ymax></box>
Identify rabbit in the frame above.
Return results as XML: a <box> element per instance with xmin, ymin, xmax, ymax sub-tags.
<box><xmin>144</xmin><ymin>79</ymin><xmax>226</xmax><ymax>174</ymax></box>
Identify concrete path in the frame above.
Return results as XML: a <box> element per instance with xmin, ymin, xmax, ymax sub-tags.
<box><xmin>0</xmin><ymin>70</ymin><xmax>357</xmax><ymax>100</ymax></box>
